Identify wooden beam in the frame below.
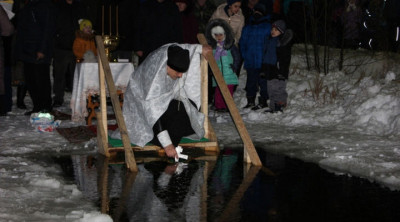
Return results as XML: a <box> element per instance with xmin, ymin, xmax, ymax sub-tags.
<box><xmin>200</xmin><ymin>56</ymin><xmax>210</xmax><ymax>138</ymax></box>
<box><xmin>98</xmin><ymin>156</ymin><xmax>110</xmax><ymax>214</ymax></box>
<box><xmin>98</xmin><ymin>59</ymin><xmax>108</xmax><ymax>135</ymax></box>
<box><xmin>197</xmin><ymin>34</ymin><xmax>261</xmax><ymax>166</ymax></box>
<box><xmin>96</xmin><ymin>111</ymin><xmax>110</xmax><ymax>157</ymax></box>
<box><xmin>95</xmin><ymin>35</ymin><xmax>138</xmax><ymax>172</ymax></box>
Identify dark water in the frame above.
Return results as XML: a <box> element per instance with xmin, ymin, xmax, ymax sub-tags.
<box><xmin>54</xmin><ymin>148</ymin><xmax>400</xmax><ymax>222</ymax></box>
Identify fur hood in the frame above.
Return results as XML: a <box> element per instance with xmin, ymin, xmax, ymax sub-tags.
<box><xmin>205</xmin><ymin>19</ymin><xmax>234</xmax><ymax>50</ymax></box>
<box><xmin>75</xmin><ymin>30</ymin><xmax>95</xmax><ymax>41</ymax></box>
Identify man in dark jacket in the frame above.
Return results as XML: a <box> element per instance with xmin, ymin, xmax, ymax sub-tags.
<box><xmin>15</xmin><ymin>0</ymin><xmax>56</xmax><ymax>115</ymax></box>
<box><xmin>52</xmin><ymin>0</ymin><xmax>84</xmax><ymax>107</ymax></box>
<box><xmin>133</xmin><ymin>0</ymin><xmax>183</xmax><ymax>62</ymax></box>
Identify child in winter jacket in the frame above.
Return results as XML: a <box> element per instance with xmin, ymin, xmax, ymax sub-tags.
<box><xmin>73</xmin><ymin>19</ymin><xmax>97</xmax><ymax>61</ymax></box>
<box><xmin>205</xmin><ymin>19</ymin><xmax>240</xmax><ymax>112</ymax></box>
<box><xmin>239</xmin><ymin>3</ymin><xmax>271</xmax><ymax>110</ymax></box>
<box><xmin>261</xmin><ymin>19</ymin><xmax>293</xmax><ymax>113</ymax></box>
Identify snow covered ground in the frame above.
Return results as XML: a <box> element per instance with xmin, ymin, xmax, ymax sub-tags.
<box><xmin>0</xmin><ymin>45</ymin><xmax>399</xmax><ymax>221</ymax></box>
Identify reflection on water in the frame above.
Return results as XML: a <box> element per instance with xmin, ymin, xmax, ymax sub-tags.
<box><xmin>58</xmin><ymin>147</ymin><xmax>400</xmax><ymax>222</ymax></box>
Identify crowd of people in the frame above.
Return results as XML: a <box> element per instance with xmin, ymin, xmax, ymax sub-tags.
<box><xmin>0</xmin><ymin>0</ymin><xmax>398</xmax><ymax>116</ymax></box>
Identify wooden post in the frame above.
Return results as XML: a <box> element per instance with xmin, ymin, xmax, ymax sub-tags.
<box><xmin>95</xmin><ymin>35</ymin><xmax>138</xmax><ymax>172</ymax></box>
<box><xmin>200</xmin><ymin>56</ymin><xmax>210</xmax><ymax>138</ymax></box>
<box><xmin>98</xmin><ymin>156</ymin><xmax>110</xmax><ymax>214</ymax></box>
<box><xmin>197</xmin><ymin>34</ymin><xmax>262</xmax><ymax>166</ymax></box>
<box><xmin>98</xmin><ymin>58</ymin><xmax>108</xmax><ymax>139</ymax></box>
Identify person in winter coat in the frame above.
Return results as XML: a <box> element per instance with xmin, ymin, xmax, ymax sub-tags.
<box><xmin>15</xmin><ymin>0</ymin><xmax>56</xmax><ymax>115</ymax></box>
<box><xmin>133</xmin><ymin>0</ymin><xmax>183</xmax><ymax>63</ymax></box>
<box><xmin>341</xmin><ymin>0</ymin><xmax>362</xmax><ymax>49</ymax></box>
<box><xmin>72</xmin><ymin>19</ymin><xmax>97</xmax><ymax>61</ymax></box>
<box><xmin>261</xmin><ymin>19</ymin><xmax>293</xmax><ymax>113</ymax></box>
<box><xmin>205</xmin><ymin>19</ymin><xmax>240</xmax><ymax>112</ymax></box>
<box><xmin>239</xmin><ymin>3</ymin><xmax>271</xmax><ymax>110</ymax></box>
<box><xmin>52</xmin><ymin>0</ymin><xmax>85</xmax><ymax>107</ymax></box>
<box><xmin>193</xmin><ymin>0</ymin><xmax>216</xmax><ymax>34</ymax></box>
<box><xmin>0</xmin><ymin>5</ymin><xmax>14</xmax><ymax>116</ymax></box>
<box><xmin>384</xmin><ymin>0</ymin><xmax>400</xmax><ymax>52</ymax></box>
<box><xmin>210</xmin><ymin>0</ymin><xmax>244</xmax><ymax>45</ymax></box>
<box><xmin>173</xmin><ymin>0</ymin><xmax>199</xmax><ymax>44</ymax></box>
<box><xmin>11</xmin><ymin>0</ymin><xmax>28</xmax><ymax>110</ymax></box>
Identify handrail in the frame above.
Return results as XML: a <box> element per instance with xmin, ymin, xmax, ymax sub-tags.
<box><xmin>95</xmin><ymin>35</ymin><xmax>138</xmax><ymax>172</ymax></box>
<box><xmin>197</xmin><ymin>34</ymin><xmax>262</xmax><ymax>166</ymax></box>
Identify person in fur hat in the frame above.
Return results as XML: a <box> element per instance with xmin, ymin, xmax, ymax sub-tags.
<box><xmin>72</xmin><ymin>19</ymin><xmax>97</xmax><ymax>61</ymax></box>
<box><xmin>205</xmin><ymin>19</ymin><xmax>241</xmax><ymax>112</ymax></box>
<box><xmin>261</xmin><ymin>19</ymin><xmax>293</xmax><ymax>113</ymax></box>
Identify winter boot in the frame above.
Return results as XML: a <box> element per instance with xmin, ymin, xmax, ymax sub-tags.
<box><xmin>251</xmin><ymin>96</ymin><xmax>268</xmax><ymax>110</ymax></box>
<box><xmin>243</xmin><ymin>96</ymin><xmax>256</xmax><ymax>109</ymax></box>
<box><xmin>17</xmin><ymin>83</ymin><xmax>27</xmax><ymax>109</ymax></box>
<box><xmin>275</xmin><ymin>102</ymin><xmax>286</xmax><ymax>113</ymax></box>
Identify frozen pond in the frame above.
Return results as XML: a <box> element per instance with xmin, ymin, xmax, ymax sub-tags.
<box><xmin>53</xmin><ymin>147</ymin><xmax>400</xmax><ymax>222</ymax></box>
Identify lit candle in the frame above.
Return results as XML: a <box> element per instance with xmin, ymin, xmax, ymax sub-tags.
<box><xmin>109</xmin><ymin>5</ymin><xmax>112</xmax><ymax>35</ymax></box>
<box><xmin>116</xmin><ymin>6</ymin><xmax>119</xmax><ymax>36</ymax></box>
<box><xmin>102</xmin><ymin>5</ymin><xmax>104</xmax><ymax>36</ymax></box>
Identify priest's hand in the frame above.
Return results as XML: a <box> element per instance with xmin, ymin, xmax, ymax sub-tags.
<box><xmin>164</xmin><ymin>144</ymin><xmax>178</xmax><ymax>159</ymax></box>
<box><xmin>202</xmin><ymin>45</ymin><xmax>212</xmax><ymax>58</ymax></box>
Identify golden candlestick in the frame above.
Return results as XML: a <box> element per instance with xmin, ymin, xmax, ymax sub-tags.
<box><xmin>102</xmin><ymin>35</ymin><xmax>119</xmax><ymax>61</ymax></box>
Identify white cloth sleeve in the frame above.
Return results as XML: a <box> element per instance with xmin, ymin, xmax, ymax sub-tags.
<box><xmin>157</xmin><ymin>130</ymin><xmax>172</xmax><ymax>148</ymax></box>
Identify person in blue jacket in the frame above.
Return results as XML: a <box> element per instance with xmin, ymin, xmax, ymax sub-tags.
<box><xmin>239</xmin><ymin>3</ymin><xmax>271</xmax><ymax>110</ymax></box>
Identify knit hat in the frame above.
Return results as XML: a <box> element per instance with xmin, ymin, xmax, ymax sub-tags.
<box><xmin>253</xmin><ymin>3</ymin><xmax>266</xmax><ymax>15</ymax></box>
<box><xmin>79</xmin><ymin>19</ymin><xmax>92</xmax><ymax>31</ymax></box>
<box><xmin>272</xmin><ymin>20</ymin><xmax>286</xmax><ymax>34</ymax></box>
<box><xmin>227</xmin><ymin>0</ymin><xmax>241</xmax><ymax>6</ymax></box>
<box><xmin>167</xmin><ymin>45</ymin><xmax>190</xmax><ymax>73</ymax></box>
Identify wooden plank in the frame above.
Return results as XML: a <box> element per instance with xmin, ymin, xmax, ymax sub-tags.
<box><xmin>95</xmin><ymin>35</ymin><xmax>138</xmax><ymax>172</ymax></box>
<box><xmin>200</xmin><ymin>55</ymin><xmax>219</xmax><ymax>153</ymax></box>
<box><xmin>98</xmin><ymin>156</ymin><xmax>110</xmax><ymax>214</ymax></box>
<box><xmin>200</xmin><ymin>56</ymin><xmax>210</xmax><ymax>138</ymax></box>
<box><xmin>197</xmin><ymin>34</ymin><xmax>261</xmax><ymax>166</ymax></box>
<box><xmin>98</xmin><ymin>58</ymin><xmax>108</xmax><ymax>138</ymax></box>
<box><xmin>96</xmin><ymin>112</ymin><xmax>110</xmax><ymax>157</ymax></box>
<box><xmin>206</xmin><ymin>119</ymin><xmax>218</xmax><ymax>145</ymax></box>
<box><xmin>108</xmin><ymin>140</ymin><xmax>218</xmax><ymax>152</ymax></box>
